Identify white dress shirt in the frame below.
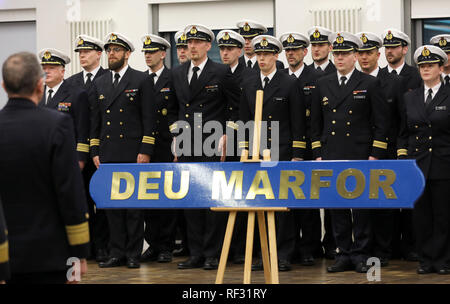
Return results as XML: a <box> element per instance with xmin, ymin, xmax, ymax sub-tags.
<box><xmin>424</xmin><ymin>82</ymin><xmax>441</xmax><ymax>102</ymax></box>
<box><xmin>188</xmin><ymin>57</ymin><xmax>208</xmax><ymax>84</ymax></box>
<box><xmin>45</xmin><ymin>80</ymin><xmax>63</xmax><ymax>103</ymax></box>
<box><xmin>149</xmin><ymin>66</ymin><xmax>165</xmax><ymax>85</ymax></box>
<box><xmin>387</xmin><ymin>62</ymin><xmax>405</xmax><ymax>75</ymax></box>
<box><xmin>111</xmin><ymin>65</ymin><xmax>129</xmax><ymax>84</ymax></box>
<box><xmin>260</xmin><ymin>69</ymin><xmax>277</xmax><ymax>88</ymax></box>
<box><xmin>289</xmin><ymin>63</ymin><xmax>305</xmax><ymax>78</ymax></box>
<box><xmin>337</xmin><ymin>68</ymin><xmax>356</xmax><ymax>86</ymax></box>
<box><xmin>83</xmin><ymin>65</ymin><xmax>101</xmax><ymax>84</ymax></box>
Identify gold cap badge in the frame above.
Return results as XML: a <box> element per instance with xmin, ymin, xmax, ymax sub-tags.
<box><xmin>145</xmin><ymin>36</ymin><xmax>152</xmax><ymax>45</ymax></box>
<box><xmin>43</xmin><ymin>51</ymin><xmax>51</xmax><ymax>60</ymax></box>
<box><xmin>361</xmin><ymin>34</ymin><xmax>368</xmax><ymax>44</ymax></box>
<box><xmin>336</xmin><ymin>34</ymin><xmax>344</xmax><ymax>44</ymax></box>
<box><xmin>78</xmin><ymin>39</ymin><xmax>84</xmax><ymax>46</ymax></box>
<box><xmin>422</xmin><ymin>47</ymin><xmax>431</xmax><ymax>57</ymax></box>
<box><xmin>110</xmin><ymin>34</ymin><xmax>117</xmax><ymax>41</ymax></box>
<box><xmin>287</xmin><ymin>34</ymin><xmax>295</xmax><ymax>43</ymax></box>
<box><xmin>180</xmin><ymin>34</ymin><xmax>187</xmax><ymax>41</ymax></box>
<box><xmin>386</xmin><ymin>31</ymin><xmax>393</xmax><ymax>41</ymax></box>
<box><xmin>313</xmin><ymin>29</ymin><xmax>321</xmax><ymax>39</ymax></box>
<box><xmin>223</xmin><ymin>32</ymin><xmax>230</xmax><ymax>41</ymax></box>
<box><xmin>190</xmin><ymin>26</ymin><xmax>198</xmax><ymax>35</ymax></box>
<box><xmin>260</xmin><ymin>38</ymin><xmax>268</xmax><ymax>47</ymax></box>
<box><xmin>439</xmin><ymin>37</ymin><xmax>447</xmax><ymax>47</ymax></box>
<box><xmin>243</xmin><ymin>22</ymin><xmax>251</xmax><ymax>32</ymax></box>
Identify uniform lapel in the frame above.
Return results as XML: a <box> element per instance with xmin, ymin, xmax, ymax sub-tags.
<box><xmin>326</xmin><ymin>74</ymin><xmax>340</xmax><ymax>107</ymax></box>
<box><xmin>335</xmin><ymin>69</ymin><xmax>361</xmax><ymax>108</ymax></box>
<box><xmin>154</xmin><ymin>67</ymin><xmax>169</xmax><ymax>93</ymax></box>
<box><xmin>426</xmin><ymin>84</ymin><xmax>448</xmax><ymax>116</ymax></box>
<box><xmin>179</xmin><ymin>62</ymin><xmax>191</xmax><ymax>101</ymax></box>
<box><xmin>107</xmin><ymin>67</ymin><xmax>131</xmax><ymax>108</ymax></box>
<box><xmin>48</xmin><ymin>81</ymin><xmax>70</xmax><ymax>108</ymax></box>
<box><xmin>263</xmin><ymin>71</ymin><xmax>280</xmax><ymax>105</ymax></box>
<box><xmin>414</xmin><ymin>85</ymin><xmax>428</xmax><ymax>122</ymax></box>
<box><xmin>190</xmin><ymin>59</ymin><xmax>213</xmax><ymax>99</ymax></box>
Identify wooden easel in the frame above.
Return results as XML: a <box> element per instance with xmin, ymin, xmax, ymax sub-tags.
<box><xmin>212</xmin><ymin>90</ymin><xmax>288</xmax><ymax>284</ymax></box>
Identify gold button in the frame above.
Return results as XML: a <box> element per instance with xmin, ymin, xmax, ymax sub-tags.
<box><xmin>347</xmin><ymin>122</ymin><xmax>351</xmax><ymax>126</ymax></box>
<box><xmin>120</xmin><ymin>109</ymin><xmax>123</xmax><ymax>112</ymax></box>
<box><xmin>346</xmin><ymin>133</ymin><xmax>350</xmax><ymax>137</ymax></box>
<box><xmin>186</xmin><ymin>104</ymin><xmax>190</xmax><ymax>107</ymax></box>
<box><xmin>106</xmin><ymin>110</ymin><xmax>110</xmax><ymax>114</ymax></box>
<box><xmin>165</xmin><ymin>96</ymin><xmax>168</xmax><ymax>100</ymax></box>
<box><xmin>349</xmin><ymin>110</ymin><xmax>353</xmax><ymax>114</ymax></box>
<box><xmin>152</xmin><ymin>132</ymin><xmax>155</xmax><ymax>135</ymax></box>
<box><xmin>158</xmin><ymin>110</ymin><xmax>161</xmax><ymax>113</ymax></box>
<box><xmin>106</xmin><ymin>135</ymin><xmax>110</xmax><ymax>139</ymax></box>
<box><xmin>429</xmin><ymin>124</ymin><xmax>432</xmax><ymax>127</ymax></box>
<box><xmin>333</xmin><ymin>109</ymin><xmax>337</xmax><ymax>113</ymax></box>
<box><xmin>200</xmin><ymin>104</ymin><xmax>203</xmax><ymax>107</ymax></box>
<box><xmin>120</xmin><ymin>134</ymin><xmax>124</xmax><ymax>139</ymax></box>
<box><xmin>415</xmin><ymin>125</ymin><xmax>418</xmax><ymax>129</ymax></box>
<box><xmin>416</xmin><ymin>137</ymin><xmax>419</xmax><ymax>140</ymax></box>
<box><xmin>229</xmin><ymin>107</ymin><xmax>233</xmax><ymax>110</ymax></box>
<box><xmin>416</xmin><ymin>148</ymin><xmax>419</xmax><ymax>152</ymax></box>
<box><xmin>429</xmin><ymin>136</ymin><xmax>432</xmax><ymax>140</ymax></box>
<box><xmin>120</xmin><ymin>122</ymin><xmax>123</xmax><ymax>126</ymax></box>
<box><xmin>185</xmin><ymin>114</ymin><xmax>189</xmax><ymax>118</ymax></box>
<box><xmin>269</xmin><ymin>116</ymin><xmax>272</xmax><ymax>119</ymax></box>
<box><xmin>332</xmin><ymin>120</ymin><xmax>336</xmax><ymax>124</ymax></box>
<box><xmin>331</xmin><ymin>132</ymin><xmax>336</xmax><ymax>136</ymax></box>
<box><xmin>107</xmin><ymin>121</ymin><xmax>111</xmax><ymax>126</ymax></box>
<box><xmin>429</xmin><ymin>148</ymin><xmax>432</xmax><ymax>152</ymax></box>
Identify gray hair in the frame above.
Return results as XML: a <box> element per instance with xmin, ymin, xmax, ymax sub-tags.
<box><xmin>2</xmin><ymin>52</ymin><xmax>44</xmax><ymax>96</ymax></box>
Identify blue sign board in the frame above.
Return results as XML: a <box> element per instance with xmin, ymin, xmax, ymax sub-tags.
<box><xmin>90</xmin><ymin>160</ymin><xmax>425</xmax><ymax>209</ymax></box>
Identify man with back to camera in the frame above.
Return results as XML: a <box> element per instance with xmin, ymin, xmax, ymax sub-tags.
<box><xmin>67</xmin><ymin>34</ymin><xmax>110</xmax><ymax>264</ymax></box>
<box><xmin>0</xmin><ymin>52</ymin><xmax>90</xmax><ymax>283</ymax></box>
<box><xmin>311</xmin><ymin>32</ymin><xmax>389</xmax><ymax>273</ymax></box>
<box><xmin>90</xmin><ymin>32</ymin><xmax>157</xmax><ymax>269</ymax></box>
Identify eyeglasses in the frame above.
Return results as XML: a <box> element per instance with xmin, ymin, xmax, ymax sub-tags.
<box><xmin>106</xmin><ymin>47</ymin><xmax>125</xmax><ymax>53</ymax></box>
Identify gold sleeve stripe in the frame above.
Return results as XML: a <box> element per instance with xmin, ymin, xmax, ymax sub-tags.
<box><xmin>65</xmin><ymin>222</ymin><xmax>90</xmax><ymax>246</ymax></box>
<box><xmin>227</xmin><ymin>121</ymin><xmax>239</xmax><ymax>130</ymax></box>
<box><xmin>397</xmin><ymin>149</ymin><xmax>408</xmax><ymax>157</ymax></box>
<box><xmin>293</xmin><ymin>141</ymin><xmax>307</xmax><ymax>149</ymax></box>
<box><xmin>238</xmin><ymin>141</ymin><xmax>249</xmax><ymax>148</ymax></box>
<box><xmin>0</xmin><ymin>240</ymin><xmax>9</xmax><ymax>264</ymax></box>
<box><xmin>77</xmin><ymin>143</ymin><xmax>90</xmax><ymax>153</ymax></box>
<box><xmin>373</xmin><ymin>140</ymin><xmax>388</xmax><ymax>150</ymax></box>
<box><xmin>169</xmin><ymin>124</ymin><xmax>178</xmax><ymax>132</ymax></box>
<box><xmin>142</xmin><ymin>136</ymin><xmax>156</xmax><ymax>145</ymax></box>
<box><xmin>90</xmin><ymin>139</ymin><xmax>100</xmax><ymax>147</ymax></box>
<box><xmin>311</xmin><ymin>141</ymin><xmax>321</xmax><ymax>149</ymax></box>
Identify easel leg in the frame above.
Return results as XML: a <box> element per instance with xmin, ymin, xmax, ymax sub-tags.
<box><xmin>257</xmin><ymin>211</ymin><xmax>272</xmax><ymax>284</ymax></box>
<box><xmin>267</xmin><ymin>211</ymin><xmax>279</xmax><ymax>284</ymax></box>
<box><xmin>243</xmin><ymin>211</ymin><xmax>255</xmax><ymax>284</ymax></box>
<box><xmin>215</xmin><ymin>211</ymin><xmax>237</xmax><ymax>284</ymax></box>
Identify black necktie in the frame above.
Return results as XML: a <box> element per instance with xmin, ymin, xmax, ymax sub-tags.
<box><xmin>190</xmin><ymin>66</ymin><xmax>200</xmax><ymax>90</ymax></box>
<box><xmin>247</xmin><ymin>60</ymin><xmax>253</xmax><ymax>68</ymax></box>
<box><xmin>149</xmin><ymin>72</ymin><xmax>157</xmax><ymax>90</ymax></box>
<box><xmin>316</xmin><ymin>66</ymin><xmax>322</xmax><ymax>72</ymax></box>
<box><xmin>263</xmin><ymin>77</ymin><xmax>270</xmax><ymax>90</ymax></box>
<box><xmin>391</xmin><ymin>70</ymin><xmax>398</xmax><ymax>76</ymax></box>
<box><xmin>85</xmin><ymin>72</ymin><xmax>93</xmax><ymax>87</ymax></box>
<box><xmin>340</xmin><ymin>76</ymin><xmax>347</xmax><ymax>88</ymax></box>
<box><xmin>46</xmin><ymin>89</ymin><xmax>53</xmax><ymax>105</ymax></box>
<box><xmin>425</xmin><ymin>88</ymin><xmax>433</xmax><ymax>105</ymax></box>
<box><xmin>113</xmin><ymin>73</ymin><xmax>120</xmax><ymax>88</ymax></box>
<box><xmin>445</xmin><ymin>75</ymin><xmax>450</xmax><ymax>86</ymax></box>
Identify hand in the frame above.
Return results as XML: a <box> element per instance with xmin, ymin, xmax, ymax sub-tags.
<box><xmin>171</xmin><ymin>137</ymin><xmax>177</xmax><ymax>157</ymax></box>
<box><xmin>0</xmin><ymin>280</ymin><xmax>5</xmax><ymax>284</ymax></box>
<box><xmin>78</xmin><ymin>161</ymin><xmax>86</xmax><ymax>171</ymax></box>
<box><xmin>291</xmin><ymin>158</ymin><xmax>303</xmax><ymax>161</ymax></box>
<box><xmin>218</xmin><ymin>135</ymin><xmax>227</xmax><ymax>162</ymax></box>
<box><xmin>369</xmin><ymin>156</ymin><xmax>378</xmax><ymax>160</ymax></box>
<box><xmin>93</xmin><ymin>156</ymin><xmax>100</xmax><ymax>169</ymax></box>
<box><xmin>316</xmin><ymin>157</ymin><xmax>322</xmax><ymax>161</ymax></box>
<box><xmin>137</xmin><ymin>154</ymin><xmax>150</xmax><ymax>163</ymax></box>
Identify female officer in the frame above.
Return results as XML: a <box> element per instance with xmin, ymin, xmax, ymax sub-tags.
<box><xmin>398</xmin><ymin>45</ymin><xmax>450</xmax><ymax>275</ymax></box>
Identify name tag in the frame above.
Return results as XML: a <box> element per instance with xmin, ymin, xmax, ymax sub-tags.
<box><xmin>303</xmin><ymin>85</ymin><xmax>315</xmax><ymax>96</ymax></box>
<box><xmin>435</xmin><ymin>106</ymin><xmax>447</xmax><ymax>111</ymax></box>
<box><xmin>160</xmin><ymin>88</ymin><xmax>171</xmax><ymax>93</ymax></box>
<box><xmin>274</xmin><ymin>97</ymin><xmax>286</xmax><ymax>102</ymax></box>
<box><xmin>57</xmin><ymin>102</ymin><xmax>71</xmax><ymax>112</ymax></box>
<box><xmin>353</xmin><ymin>90</ymin><xmax>367</xmax><ymax>100</ymax></box>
